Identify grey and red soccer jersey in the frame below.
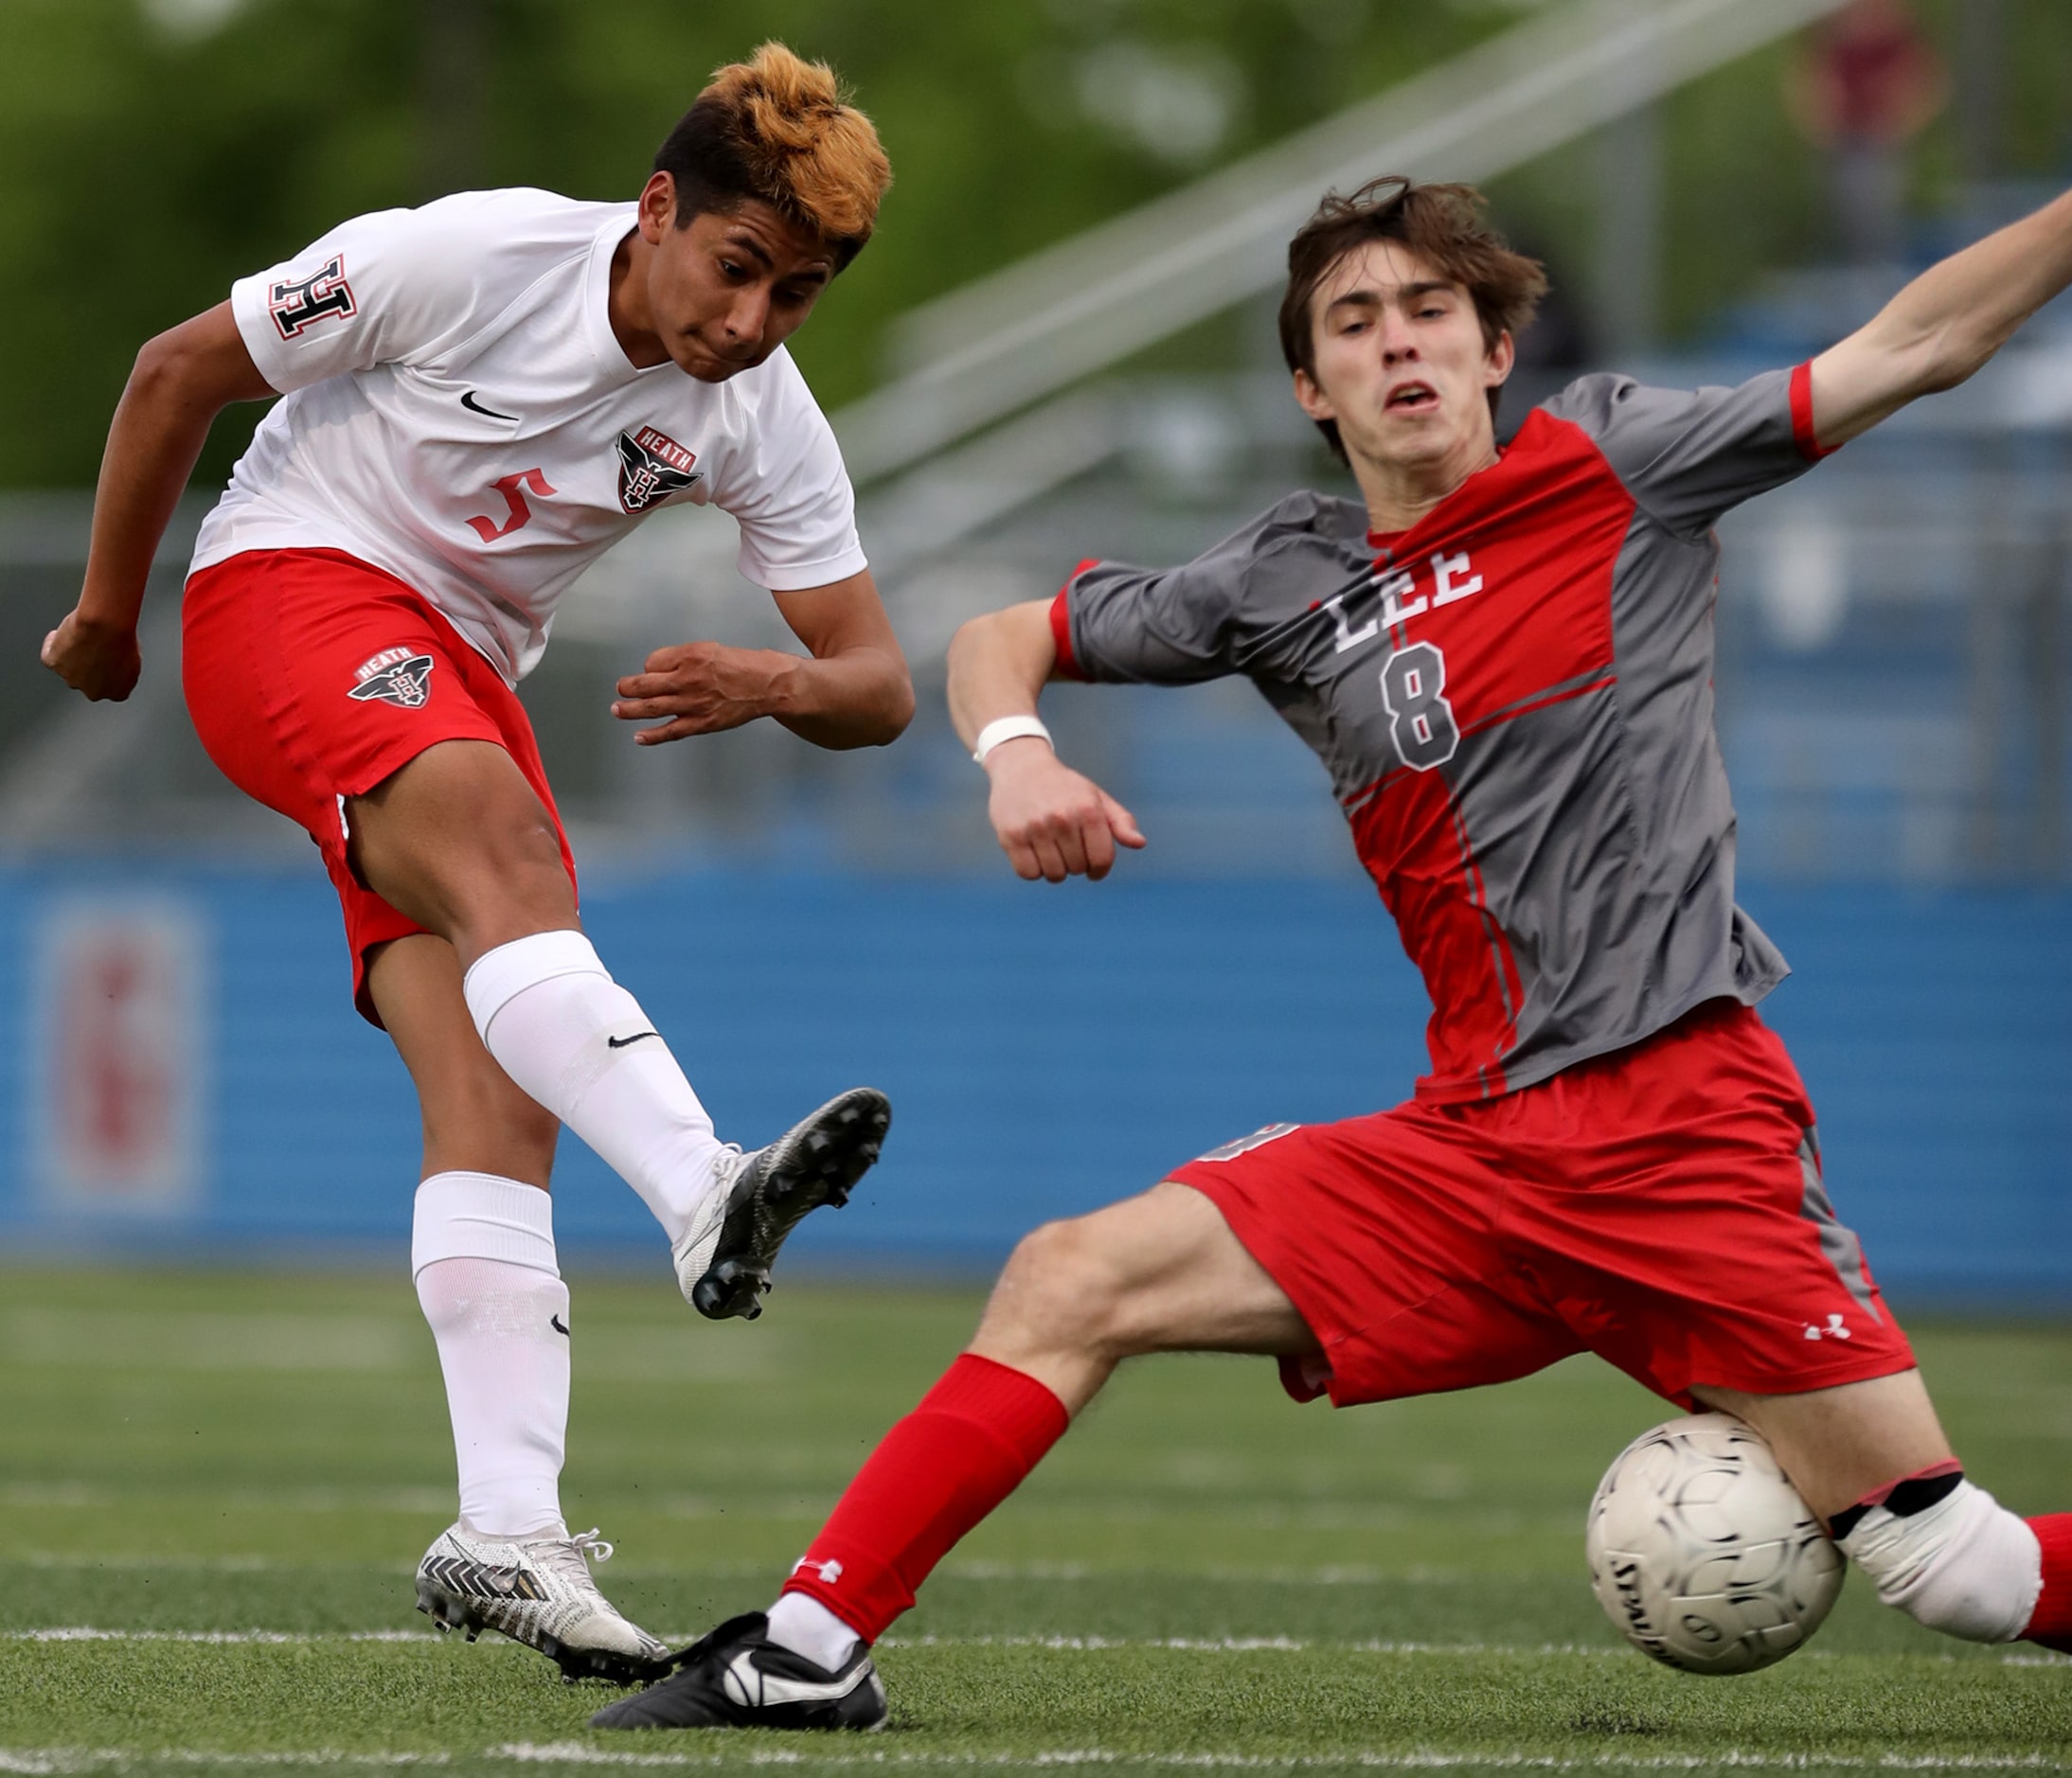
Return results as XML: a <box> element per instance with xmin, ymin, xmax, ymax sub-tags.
<box><xmin>1053</xmin><ymin>364</ymin><xmax>1836</xmax><ymax>1102</ymax></box>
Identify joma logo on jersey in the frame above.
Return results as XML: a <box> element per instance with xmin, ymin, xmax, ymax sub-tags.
<box><xmin>1327</xmin><ymin>550</ymin><xmax>1485</xmax><ymax>654</ymax></box>
<box><xmin>616</xmin><ymin>426</ymin><xmax>701</xmax><ymax>513</ymax></box>
<box><xmin>268</xmin><ymin>256</ymin><xmax>357</xmax><ymax>340</ymax></box>
<box><xmin>348</xmin><ymin>648</ymin><xmax>436</xmax><ymax>709</ymax></box>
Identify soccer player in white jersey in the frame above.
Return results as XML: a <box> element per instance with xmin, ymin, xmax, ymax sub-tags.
<box><xmin>41</xmin><ymin>45</ymin><xmax>909</xmax><ymax>1683</ymax></box>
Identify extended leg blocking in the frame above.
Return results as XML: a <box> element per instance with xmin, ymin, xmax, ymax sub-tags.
<box><xmin>766</xmin><ymin>1357</ymin><xmax>2072</xmax><ymax>1664</ymax></box>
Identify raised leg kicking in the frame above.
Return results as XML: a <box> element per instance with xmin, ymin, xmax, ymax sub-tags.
<box><xmin>43</xmin><ymin>45</ymin><xmax>906</xmax><ymax>1683</ymax></box>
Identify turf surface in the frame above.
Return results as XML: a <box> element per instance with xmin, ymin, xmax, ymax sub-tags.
<box><xmin>0</xmin><ymin>1266</ymin><xmax>2065</xmax><ymax>1775</ymax></box>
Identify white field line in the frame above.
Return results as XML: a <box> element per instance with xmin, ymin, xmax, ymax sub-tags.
<box><xmin>2</xmin><ymin>1553</ymin><xmax>1512</xmax><ymax>1585</ymax></box>
<box><xmin>0</xmin><ymin>1484</ymin><xmax>1564</xmax><ymax>1538</ymax></box>
<box><xmin>3</xmin><ymin>1629</ymin><xmax>438</xmax><ymax>1645</ymax></box>
<box><xmin>1</xmin><ymin>1753</ymin><xmax>2068</xmax><ymax>1776</ymax></box>
<box><xmin>0</xmin><ymin>1757</ymin><xmax>450</xmax><ymax>1773</ymax></box>
<box><xmin>940</xmin><ymin>1565</ymin><xmax>1476</xmax><ymax>1586</ymax></box>
<box><xmin>0</xmin><ymin>1629</ymin><xmax>1602</xmax><ymax>1655</ymax></box>
<box><xmin>497</xmin><ymin>1748</ymin><xmax>2072</xmax><ymax>1771</ymax></box>
<box><xmin>5</xmin><ymin>1552</ymin><xmax>783</xmax><ymax>1581</ymax></box>
<box><xmin>0</xmin><ymin>1482</ymin><xmax>455</xmax><ymax>1515</ymax></box>
<box><xmin>2</xmin><ymin>1628</ymin><xmax>2062</xmax><ymax>1669</ymax></box>
<box><xmin>878</xmin><ymin>1636</ymin><xmax>1612</xmax><ymax>1657</ymax></box>
<box><xmin>0</xmin><ymin>1484</ymin><xmax>795</xmax><ymax>1520</ymax></box>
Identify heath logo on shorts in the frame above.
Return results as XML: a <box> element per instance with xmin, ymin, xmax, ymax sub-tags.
<box><xmin>348</xmin><ymin>648</ymin><xmax>436</xmax><ymax>709</ymax></box>
<box><xmin>616</xmin><ymin>426</ymin><xmax>702</xmax><ymax>513</ymax></box>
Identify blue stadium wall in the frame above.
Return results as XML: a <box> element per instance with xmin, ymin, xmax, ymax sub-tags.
<box><xmin>0</xmin><ymin>858</ymin><xmax>2064</xmax><ymax>1309</ymax></box>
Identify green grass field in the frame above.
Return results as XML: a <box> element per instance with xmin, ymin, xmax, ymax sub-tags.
<box><xmin>1</xmin><ymin>1265</ymin><xmax>2066</xmax><ymax>1776</ymax></box>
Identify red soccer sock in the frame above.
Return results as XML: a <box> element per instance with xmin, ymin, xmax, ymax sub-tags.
<box><xmin>780</xmin><ymin>1353</ymin><xmax>1070</xmax><ymax>1644</ymax></box>
<box><xmin>2023</xmin><ymin>1515</ymin><xmax>2072</xmax><ymax>1653</ymax></box>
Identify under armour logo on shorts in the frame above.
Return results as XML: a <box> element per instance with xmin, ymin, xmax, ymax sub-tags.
<box><xmin>348</xmin><ymin>648</ymin><xmax>436</xmax><ymax>709</ymax></box>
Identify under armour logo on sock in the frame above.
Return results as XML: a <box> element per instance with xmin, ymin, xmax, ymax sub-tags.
<box><xmin>792</xmin><ymin>1556</ymin><xmax>844</xmax><ymax>1585</ymax></box>
<box><xmin>606</xmin><ymin>1031</ymin><xmax>660</xmax><ymax>1050</ymax></box>
<box><xmin>550</xmin><ymin>1314</ymin><xmax>570</xmax><ymax>1337</ymax></box>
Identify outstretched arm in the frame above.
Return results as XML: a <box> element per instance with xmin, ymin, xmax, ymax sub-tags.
<box><xmin>611</xmin><ymin>567</ymin><xmax>913</xmax><ymax>750</ymax></box>
<box><xmin>43</xmin><ymin>302</ymin><xmax>276</xmax><ymax>701</ymax></box>
<box><xmin>946</xmin><ymin>598</ymin><xmax>1144</xmax><ymax>883</ymax></box>
<box><xmin>1809</xmin><ymin>187</ymin><xmax>2072</xmax><ymax>448</ymax></box>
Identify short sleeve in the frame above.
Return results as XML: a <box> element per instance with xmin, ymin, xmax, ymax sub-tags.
<box><xmin>709</xmin><ymin>352</ymin><xmax>867</xmax><ymax>592</ymax></box>
<box><xmin>1056</xmin><ymin>519</ymin><xmax>1270</xmax><ymax>687</ymax></box>
<box><xmin>1542</xmin><ymin>367</ymin><xmax>1831</xmax><ymax>539</ymax></box>
<box><xmin>1056</xmin><ymin>496</ymin><xmax>1347</xmax><ymax>685</ymax></box>
<box><xmin>228</xmin><ymin>191</ymin><xmax>541</xmax><ymax>395</ymax></box>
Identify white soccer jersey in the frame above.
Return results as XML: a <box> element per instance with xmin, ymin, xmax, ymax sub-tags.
<box><xmin>191</xmin><ymin>187</ymin><xmax>868</xmax><ymax>683</ymax></box>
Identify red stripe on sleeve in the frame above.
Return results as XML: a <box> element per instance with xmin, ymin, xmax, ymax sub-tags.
<box><xmin>1049</xmin><ymin>560</ymin><xmax>1099</xmax><ymax>682</ymax></box>
<box><xmin>1790</xmin><ymin>361</ymin><xmax>1839</xmax><ymax>462</ymax></box>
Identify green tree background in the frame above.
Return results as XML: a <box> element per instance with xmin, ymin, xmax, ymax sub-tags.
<box><xmin>1</xmin><ymin>0</ymin><xmax>2064</xmax><ymax>489</ymax></box>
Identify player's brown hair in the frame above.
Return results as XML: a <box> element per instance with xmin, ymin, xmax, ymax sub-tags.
<box><xmin>652</xmin><ymin>43</ymin><xmax>891</xmax><ymax>270</ymax></box>
<box><xmin>1278</xmin><ymin>176</ymin><xmax>1547</xmax><ymax>461</ymax></box>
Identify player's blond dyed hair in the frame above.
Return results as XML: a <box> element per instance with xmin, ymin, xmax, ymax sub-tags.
<box><xmin>653</xmin><ymin>44</ymin><xmax>891</xmax><ymax>268</ymax></box>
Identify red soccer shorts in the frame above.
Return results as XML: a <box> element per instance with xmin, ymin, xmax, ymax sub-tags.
<box><xmin>182</xmin><ymin>547</ymin><xmax>576</xmax><ymax>1024</ymax></box>
<box><xmin>1170</xmin><ymin>1000</ymin><xmax>1915</xmax><ymax>1411</ymax></box>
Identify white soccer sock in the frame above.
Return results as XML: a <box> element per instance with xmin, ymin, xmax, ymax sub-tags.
<box><xmin>765</xmin><ymin>1590</ymin><xmax>862</xmax><ymax>1670</ymax></box>
<box><xmin>1839</xmin><ymin>1473</ymin><xmax>2043</xmax><ymax>1644</ymax></box>
<box><xmin>462</xmin><ymin>930</ymin><xmax>723</xmax><ymax>1246</ymax></box>
<box><xmin>413</xmin><ymin>1172</ymin><xmax>571</xmax><ymax>1542</ymax></box>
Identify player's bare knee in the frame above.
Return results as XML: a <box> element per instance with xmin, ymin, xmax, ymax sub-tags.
<box><xmin>431</xmin><ymin>826</ymin><xmax>574</xmax><ymax>955</ymax></box>
<box><xmin>986</xmin><ymin>1217</ymin><xmax>1130</xmax><ymax>1359</ymax></box>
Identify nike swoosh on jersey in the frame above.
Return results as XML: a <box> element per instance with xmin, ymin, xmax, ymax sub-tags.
<box><xmin>459</xmin><ymin>390</ymin><xmax>520</xmax><ymax>422</ymax></box>
<box><xmin>722</xmin><ymin>1650</ymin><xmax>870</xmax><ymax>1709</ymax></box>
<box><xmin>606</xmin><ymin>1031</ymin><xmax>660</xmax><ymax>1050</ymax></box>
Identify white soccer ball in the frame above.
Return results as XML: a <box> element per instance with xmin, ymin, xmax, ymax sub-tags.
<box><xmin>1585</xmin><ymin>1411</ymin><xmax>1844</xmax><ymax>1676</ymax></box>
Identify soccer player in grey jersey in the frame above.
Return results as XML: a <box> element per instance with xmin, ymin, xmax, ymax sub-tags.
<box><xmin>44</xmin><ymin>47</ymin><xmax>905</xmax><ymax>1685</ymax></box>
<box><xmin>598</xmin><ymin>178</ymin><xmax>2072</xmax><ymax>1731</ymax></box>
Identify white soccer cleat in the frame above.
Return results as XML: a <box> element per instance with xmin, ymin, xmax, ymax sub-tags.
<box><xmin>671</xmin><ymin>1088</ymin><xmax>891</xmax><ymax>1321</ymax></box>
<box><xmin>414</xmin><ymin>1522</ymin><xmax>670</xmax><ymax>1685</ymax></box>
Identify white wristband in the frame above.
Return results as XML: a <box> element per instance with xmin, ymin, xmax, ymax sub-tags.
<box><xmin>972</xmin><ymin>714</ymin><xmax>1054</xmax><ymax>766</ymax></box>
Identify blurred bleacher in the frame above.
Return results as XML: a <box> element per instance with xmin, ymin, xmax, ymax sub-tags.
<box><xmin>0</xmin><ymin>0</ymin><xmax>2064</xmax><ymax>1306</ymax></box>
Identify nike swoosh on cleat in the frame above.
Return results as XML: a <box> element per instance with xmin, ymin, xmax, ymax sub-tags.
<box><xmin>550</xmin><ymin>1314</ymin><xmax>570</xmax><ymax>1337</ymax></box>
<box><xmin>722</xmin><ymin>1650</ymin><xmax>871</xmax><ymax>1709</ymax></box>
<box><xmin>606</xmin><ymin>1031</ymin><xmax>660</xmax><ymax>1049</ymax></box>
<box><xmin>460</xmin><ymin>389</ymin><xmax>519</xmax><ymax>421</ymax></box>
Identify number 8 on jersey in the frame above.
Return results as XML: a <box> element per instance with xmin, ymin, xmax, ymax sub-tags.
<box><xmin>1381</xmin><ymin>641</ymin><xmax>1459</xmax><ymax>771</ymax></box>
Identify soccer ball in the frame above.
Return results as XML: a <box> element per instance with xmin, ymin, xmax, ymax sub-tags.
<box><xmin>1584</xmin><ymin>1412</ymin><xmax>1844</xmax><ymax>1676</ymax></box>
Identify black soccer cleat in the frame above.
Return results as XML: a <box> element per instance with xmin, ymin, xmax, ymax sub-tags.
<box><xmin>589</xmin><ymin>1611</ymin><xmax>887</xmax><ymax>1732</ymax></box>
<box><xmin>678</xmin><ymin>1088</ymin><xmax>891</xmax><ymax>1322</ymax></box>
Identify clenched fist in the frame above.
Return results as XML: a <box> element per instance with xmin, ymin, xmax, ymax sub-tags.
<box><xmin>43</xmin><ymin>609</ymin><xmax>141</xmax><ymax>702</ymax></box>
<box><xmin>985</xmin><ymin>737</ymin><xmax>1146</xmax><ymax>882</ymax></box>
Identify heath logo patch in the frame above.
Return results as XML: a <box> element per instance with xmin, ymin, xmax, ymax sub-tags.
<box><xmin>616</xmin><ymin>426</ymin><xmax>701</xmax><ymax>513</ymax></box>
<box><xmin>268</xmin><ymin>255</ymin><xmax>357</xmax><ymax>340</ymax></box>
<box><xmin>348</xmin><ymin>648</ymin><xmax>436</xmax><ymax>709</ymax></box>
